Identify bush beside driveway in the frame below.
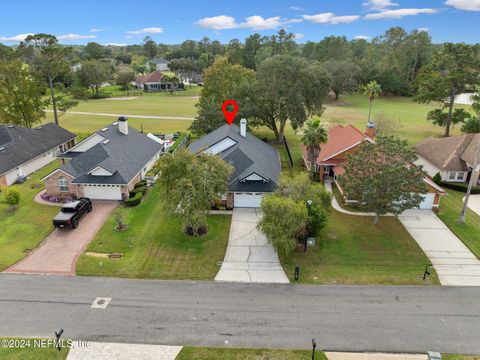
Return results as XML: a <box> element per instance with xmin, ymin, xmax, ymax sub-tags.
<box><xmin>76</xmin><ymin>186</ymin><xmax>231</xmax><ymax>280</ymax></box>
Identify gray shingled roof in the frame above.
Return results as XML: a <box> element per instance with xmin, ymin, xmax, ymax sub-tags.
<box><xmin>188</xmin><ymin>124</ymin><xmax>281</xmax><ymax>192</ymax></box>
<box><xmin>0</xmin><ymin>123</ymin><xmax>76</xmax><ymax>175</ymax></box>
<box><xmin>59</xmin><ymin>123</ymin><xmax>163</xmax><ymax>185</ymax></box>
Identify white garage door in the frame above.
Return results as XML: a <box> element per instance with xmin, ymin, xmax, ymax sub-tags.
<box><xmin>234</xmin><ymin>192</ymin><xmax>264</xmax><ymax>208</ymax></box>
<box><xmin>83</xmin><ymin>185</ymin><xmax>122</xmax><ymax>200</ymax></box>
<box><xmin>418</xmin><ymin>193</ymin><xmax>435</xmax><ymax>210</ymax></box>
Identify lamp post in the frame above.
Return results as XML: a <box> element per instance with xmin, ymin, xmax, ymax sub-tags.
<box><xmin>305</xmin><ymin>199</ymin><xmax>312</xmax><ymax>252</ymax></box>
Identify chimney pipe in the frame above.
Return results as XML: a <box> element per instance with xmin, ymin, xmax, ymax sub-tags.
<box><xmin>118</xmin><ymin>116</ymin><xmax>128</xmax><ymax>135</ymax></box>
<box><xmin>240</xmin><ymin>118</ymin><xmax>247</xmax><ymax>138</ymax></box>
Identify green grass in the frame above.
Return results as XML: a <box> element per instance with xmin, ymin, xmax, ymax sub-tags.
<box><xmin>176</xmin><ymin>347</ymin><xmax>327</xmax><ymax>360</ymax></box>
<box><xmin>443</xmin><ymin>356</ymin><xmax>480</xmax><ymax>360</ymax></box>
<box><xmin>281</xmin><ymin>209</ymin><xmax>439</xmax><ymax>285</ymax></box>
<box><xmin>0</xmin><ymin>338</ymin><xmax>68</xmax><ymax>360</ymax></box>
<box><xmin>437</xmin><ymin>190</ymin><xmax>480</xmax><ymax>259</ymax></box>
<box><xmin>0</xmin><ymin>162</ymin><xmax>60</xmax><ymax>271</ymax></box>
<box><xmin>76</xmin><ymin>186</ymin><xmax>231</xmax><ymax>279</ymax></box>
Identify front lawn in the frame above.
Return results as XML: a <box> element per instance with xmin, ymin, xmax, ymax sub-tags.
<box><xmin>281</xmin><ymin>209</ymin><xmax>439</xmax><ymax>285</ymax></box>
<box><xmin>437</xmin><ymin>190</ymin><xmax>480</xmax><ymax>259</ymax></box>
<box><xmin>176</xmin><ymin>347</ymin><xmax>327</xmax><ymax>360</ymax></box>
<box><xmin>0</xmin><ymin>338</ymin><xmax>68</xmax><ymax>360</ymax></box>
<box><xmin>76</xmin><ymin>186</ymin><xmax>231</xmax><ymax>279</ymax></box>
<box><xmin>0</xmin><ymin>162</ymin><xmax>60</xmax><ymax>271</ymax></box>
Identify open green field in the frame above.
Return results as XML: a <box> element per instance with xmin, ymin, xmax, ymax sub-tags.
<box><xmin>0</xmin><ymin>162</ymin><xmax>59</xmax><ymax>271</ymax></box>
<box><xmin>176</xmin><ymin>347</ymin><xmax>327</xmax><ymax>360</ymax></box>
<box><xmin>42</xmin><ymin>91</ymin><xmax>463</xmax><ymax>145</ymax></box>
<box><xmin>76</xmin><ymin>186</ymin><xmax>231</xmax><ymax>279</ymax></box>
<box><xmin>0</xmin><ymin>339</ymin><xmax>68</xmax><ymax>360</ymax></box>
<box><xmin>282</xmin><ymin>209</ymin><xmax>439</xmax><ymax>285</ymax></box>
<box><xmin>438</xmin><ymin>190</ymin><xmax>480</xmax><ymax>259</ymax></box>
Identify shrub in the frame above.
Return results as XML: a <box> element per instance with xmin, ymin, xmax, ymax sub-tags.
<box><xmin>5</xmin><ymin>188</ymin><xmax>20</xmax><ymax>209</ymax></box>
<box><xmin>134</xmin><ymin>180</ymin><xmax>147</xmax><ymax>189</ymax></box>
<box><xmin>125</xmin><ymin>192</ymin><xmax>143</xmax><ymax>207</ymax></box>
<box><xmin>131</xmin><ymin>185</ymin><xmax>147</xmax><ymax>195</ymax></box>
<box><xmin>440</xmin><ymin>181</ymin><xmax>480</xmax><ymax>194</ymax></box>
<box><xmin>432</xmin><ymin>172</ymin><xmax>442</xmax><ymax>185</ymax></box>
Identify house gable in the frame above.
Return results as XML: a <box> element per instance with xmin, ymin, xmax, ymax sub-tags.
<box><xmin>240</xmin><ymin>172</ymin><xmax>269</xmax><ymax>183</ymax></box>
<box><xmin>89</xmin><ymin>166</ymin><xmax>114</xmax><ymax>176</ymax></box>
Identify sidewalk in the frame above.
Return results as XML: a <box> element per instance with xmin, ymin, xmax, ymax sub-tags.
<box><xmin>67</xmin><ymin>342</ymin><xmax>182</xmax><ymax>360</ymax></box>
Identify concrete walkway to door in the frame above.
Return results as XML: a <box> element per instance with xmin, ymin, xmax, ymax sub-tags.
<box><xmin>215</xmin><ymin>208</ymin><xmax>289</xmax><ymax>283</ymax></box>
<box><xmin>399</xmin><ymin>209</ymin><xmax>480</xmax><ymax>286</ymax></box>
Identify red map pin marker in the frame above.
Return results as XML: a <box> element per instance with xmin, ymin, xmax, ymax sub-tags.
<box><xmin>221</xmin><ymin>100</ymin><xmax>239</xmax><ymax>126</ymax></box>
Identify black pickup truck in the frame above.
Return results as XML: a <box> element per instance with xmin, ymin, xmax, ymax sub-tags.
<box><xmin>53</xmin><ymin>198</ymin><xmax>92</xmax><ymax>229</ymax></box>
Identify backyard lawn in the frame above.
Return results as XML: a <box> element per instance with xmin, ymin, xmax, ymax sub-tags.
<box><xmin>0</xmin><ymin>339</ymin><xmax>68</xmax><ymax>360</ymax></box>
<box><xmin>438</xmin><ymin>190</ymin><xmax>480</xmax><ymax>259</ymax></box>
<box><xmin>0</xmin><ymin>162</ymin><xmax>59</xmax><ymax>271</ymax></box>
<box><xmin>76</xmin><ymin>186</ymin><xmax>231</xmax><ymax>279</ymax></box>
<box><xmin>282</xmin><ymin>209</ymin><xmax>439</xmax><ymax>285</ymax></box>
<box><xmin>176</xmin><ymin>347</ymin><xmax>327</xmax><ymax>360</ymax></box>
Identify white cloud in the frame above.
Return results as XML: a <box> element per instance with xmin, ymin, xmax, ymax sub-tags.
<box><xmin>294</xmin><ymin>33</ymin><xmax>304</xmax><ymax>39</ymax></box>
<box><xmin>417</xmin><ymin>27</ymin><xmax>430</xmax><ymax>32</ymax></box>
<box><xmin>196</xmin><ymin>15</ymin><xmax>300</xmax><ymax>30</ymax></box>
<box><xmin>446</xmin><ymin>0</ymin><xmax>480</xmax><ymax>11</ymax></box>
<box><xmin>196</xmin><ymin>15</ymin><xmax>238</xmax><ymax>30</ymax></box>
<box><xmin>365</xmin><ymin>8</ymin><xmax>438</xmax><ymax>19</ymax></box>
<box><xmin>363</xmin><ymin>0</ymin><xmax>398</xmax><ymax>11</ymax></box>
<box><xmin>90</xmin><ymin>28</ymin><xmax>105</xmax><ymax>33</ymax></box>
<box><xmin>354</xmin><ymin>35</ymin><xmax>372</xmax><ymax>40</ymax></box>
<box><xmin>57</xmin><ymin>34</ymin><xmax>97</xmax><ymax>41</ymax></box>
<box><xmin>241</xmin><ymin>16</ymin><xmax>283</xmax><ymax>30</ymax></box>
<box><xmin>289</xmin><ymin>6</ymin><xmax>305</xmax><ymax>11</ymax></box>
<box><xmin>0</xmin><ymin>33</ymin><xmax>33</xmax><ymax>42</ymax></box>
<box><xmin>303</xmin><ymin>12</ymin><xmax>360</xmax><ymax>24</ymax></box>
<box><xmin>104</xmin><ymin>43</ymin><xmax>127</xmax><ymax>46</ymax></box>
<box><xmin>125</xmin><ymin>27</ymin><xmax>163</xmax><ymax>36</ymax></box>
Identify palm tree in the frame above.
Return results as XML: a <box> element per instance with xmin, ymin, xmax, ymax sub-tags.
<box><xmin>362</xmin><ymin>81</ymin><xmax>382</xmax><ymax>122</ymax></box>
<box><xmin>301</xmin><ymin>119</ymin><xmax>328</xmax><ymax>181</ymax></box>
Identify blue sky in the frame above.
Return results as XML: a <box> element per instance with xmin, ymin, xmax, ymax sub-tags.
<box><xmin>0</xmin><ymin>0</ymin><xmax>479</xmax><ymax>45</ymax></box>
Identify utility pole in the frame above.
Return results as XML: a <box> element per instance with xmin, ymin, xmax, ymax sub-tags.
<box><xmin>459</xmin><ymin>142</ymin><xmax>480</xmax><ymax>224</ymax></box>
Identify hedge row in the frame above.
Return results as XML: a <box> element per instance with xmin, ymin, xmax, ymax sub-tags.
<box><xmin>134</xmin><ymin>180</ymin><xmax>147</xmax><ymax>189</ymax></box>
<box><xmin>440</xmin><ymin>181</ymin><xmax>480</xmax><ymax>194</ymax></box>
<box><xmin>125</xmin><ymin>191</ymin><xmax>143</xmax><ymax>207</ymax></box>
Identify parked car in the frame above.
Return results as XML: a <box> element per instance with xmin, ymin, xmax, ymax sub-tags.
<box><xmin>53</xmin><ymin>198</ymin><xmax>92</xmax><ymax>229</ymax></box>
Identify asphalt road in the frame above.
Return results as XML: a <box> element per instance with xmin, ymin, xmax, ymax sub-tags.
<box><xmin>1</xmin><ymin>274</ymin><xmax>480</xmax><ymax>354</ymax></box>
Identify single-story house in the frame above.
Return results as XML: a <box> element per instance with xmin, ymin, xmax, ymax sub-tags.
<box><xmin>454</xmin><ymin>92</ymin><xmax>477</xmax><ymax>105</ymax></box>
<box><xmin>134</xmin><ymin>71</ymin><xmax>185</xmax><ymax>92</ymax></box>
<box><xmin>301</xmin><ymin>122</ymin><xmax>445</xmax><ymax>210</ymax></box>
<box><xmin>42</xmin><ymin>117</ymin><xmax>164</xmax><ymax>200</ymax></box>
<box><xmin>0</xmin><ymin>123</ymin><xmax>76</xmax><ymax>186</ymax></box>
<box><xmin>188</xmin><ymin>119</ymin><xmax>281</xmax><ymax>208</ymax></box>
<box><xmin>415</xmin><ymin>134</ymin><xmax>480</xmax><ymax>186</ymax></box>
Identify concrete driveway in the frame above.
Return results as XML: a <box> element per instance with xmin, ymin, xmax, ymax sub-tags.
<box><xmin>5</xmin><ymin>201</ymin><xmax>117</xmax><ymax>276</ymax></box>
<box><xmin>399</xmin><ymin>209</ymin><xmax>480</xmax><ymax>286</ymax></box>
<box><xmin>467</xmin><ymin>194</ymin><xmax>480</xmax><ymax>216</ymax></box>
<box><xmin>215</xmin><ymin>208</ymin><xmax>289</xmax><ymax>283</ymax></box>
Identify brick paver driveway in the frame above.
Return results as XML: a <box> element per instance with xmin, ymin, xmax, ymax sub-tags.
<box><xmin>5</xmin><ymin>201</ymin><xmax>117</xmax><ymax>276</ymax></box>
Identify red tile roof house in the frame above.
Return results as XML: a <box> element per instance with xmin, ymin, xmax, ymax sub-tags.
<box><xmin>134</xmin><ymin>71</ymin><xmax>185</xmax><ymax>92</ymax></box>
<box><xmin>300</xmin><ymin>122</ymin><xmax>445</xmax><ymax>211</ymax></box>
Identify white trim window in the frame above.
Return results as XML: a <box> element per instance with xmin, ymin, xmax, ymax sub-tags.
<box><xmin>58</xmin><ymin>177</ymin><xmax>69</xmax><ymax>192</ymax></box>
<box><xmin>448</xmin><ymin>172</ymin><xmax>456</xmax><ymax>180</ymax></box>
<box><xmin>456</xmin><ymin>172</ymin><xmax>466</xmax><ymax>181</ymax></box>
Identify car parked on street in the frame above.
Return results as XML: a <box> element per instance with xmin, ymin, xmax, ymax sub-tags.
<box><xmin>53</xmin><ymin>198</ymin><xmax>92</xmax><ymax>229</ymax></box>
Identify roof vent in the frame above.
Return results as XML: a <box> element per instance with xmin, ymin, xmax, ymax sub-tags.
<box><xmin>37</xmin><ymin>126</ymin><xmax>43</xmax><ymax>129</ymax></box>
<box><xmin>102</xmin><ymin>139</ymin><xmax>110</xmax><ymax>145</ymax></box>
<box><xmin>113</xmin><ymin>122</ymin><xmax>118</xmax><ymax>126</ymax></box>
<box><xmin>0</xmin><ymin>147</ymin><xmax>6</xmax><ymax>151</ymax></box>
<box><xmin>101</xmin><ymin>127</ymin><xmax>109</xmax><ymax>132</ymax></box>
<box><xmin>7</xmin><ymin>125</ymin><xmax>14</xmax><ymax>128</ymax></box>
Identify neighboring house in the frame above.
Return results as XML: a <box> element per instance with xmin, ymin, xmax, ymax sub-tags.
<box><xmin>0</xmin><ymin>123</ymin><xmax>76</xmax><ymax>186</ymax></box>
<box><xmin>415</xmin><ymin>134</ymin><xmax>480</xmax><ymax>186</ymax></box>
<box><xmin>41</xmin><ymin>117</ymin><xmax>164</xmax><ymax>200</ymax></box>
<box><xmin>188</xmin><ymin>119</ymin><xmax>281</xmax><ymax>208</ymax></box>
<box><xmin>134</xmin><ymin>71</ymin><xmax>185</xmax><ymax>92</ymax></box>
<box><xmin>301</xmin><ymin>122</ymin><xmax>445</xmax><ymax>210</ymax></box>
<box><xmin>151</xmin><ymin>58</ymin><xmax>170</xmax><ymax>71</ymax></box>
<box><xmin>454</xmin><ymin>92</ymin><xmax>477</xmax><ymax>105</ymax></box>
